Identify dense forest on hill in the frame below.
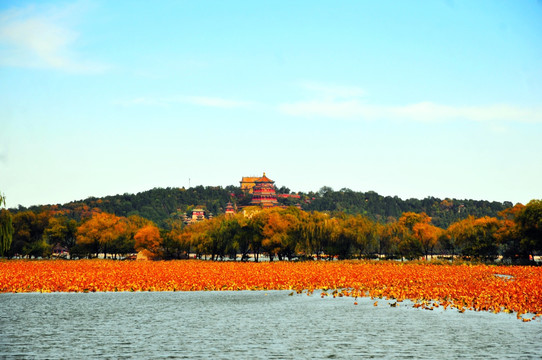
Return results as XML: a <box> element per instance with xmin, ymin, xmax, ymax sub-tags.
<box><xmin>300</xmin><ymin>187</ymin><xmax>512</xmax><ymax>228</ymax></box>
<box><xmin>11</xmin><ymin>185</ymin><xmax>513</xmax><ymax>229</ymax></box>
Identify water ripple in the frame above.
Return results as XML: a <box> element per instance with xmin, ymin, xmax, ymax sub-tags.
<box><xmin>0</xmin><ymin>291</ymin><xmax>540</xmax><ymax>359</ymax></box>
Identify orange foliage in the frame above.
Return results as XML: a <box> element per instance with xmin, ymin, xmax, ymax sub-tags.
<box><xmin>134</xmin><ymin>224</ymin><xmax>161</xmax><ymax>254</ymax></box>
<box><xmin>0</xmin><ymin>261</ymin><xmax>540</xmax><ymax>321</ymax></box>
<box><xmin>412</xmin><ymin>222</ymin><xmax>441</xmax><ymax>258</ymax></box>
<box><xmin>398</xmin><ymin>212</ymin><xmax>431</xmax><ymax>230</ymax></box>
<box><xmin>77</xmin><ymin>212</ymin><xmax>127</xmax><ymax>247</ymax></box>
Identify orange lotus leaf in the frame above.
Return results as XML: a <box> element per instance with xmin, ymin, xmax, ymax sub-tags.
<box><xmin>0</xmin><ymin>260</ymin><xmax>541</xmax><ymax>321</ymax></box>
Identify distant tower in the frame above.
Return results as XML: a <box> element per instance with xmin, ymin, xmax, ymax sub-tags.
<box><xmin>249</xmin><ymin>173</ymin><xmax>278</xmax><ymax>208</ymax></box>
<box><xmin>225</xmin><ymin>202</ymin><xmax>236</xmax><ymax>216</ymax></box>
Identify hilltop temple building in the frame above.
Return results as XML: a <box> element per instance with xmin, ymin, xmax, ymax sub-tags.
<box><xmin>233</xmin><ymin>172</ymin><xmax>301</xmax><ymax>212</ymax></box>
<box><xmin>240</xmin><ymin>176</ymin><xmax>260</xmax><ymax>194</ymax></box>
<box><xmin>248</xmin><ymin>173</ymin><xmax>279</xmax><ymax>208</ymax></box>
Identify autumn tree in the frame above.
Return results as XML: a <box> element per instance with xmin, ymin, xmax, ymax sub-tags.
<box><xmin>412</xmin><ymin>222</ymin><xmax>441</xmax><ymax>260</ymax></box>
<box><xmin>134</xmin><ymin>223</ymin><xmax>162</xmax><ymax>258</ymax></box>
<box><xmin>471</xmin><ymin>217</ymin><xmax>500</xmax><ymax>260</ymax></box>
<box><xmin>258</xmin><ymin>208</ymin><xmax>301</xmax><ymax>261</ymax></box>
<box><xmin>76</xmin><ymin>212</ymin><xmax>128</xmax><ymax>258</ymax></box>
<box><xmin>398</xmin><ymin>212</ymin><xmax>431</xmax><ymax>232</ymax></box>
<box><xmin>396</xmin><ymin>211</ymin><xmax>443</xmax><ymax>260</ymax></box>
<box><xmin>447</xmin><ymin>215</ymin><xmax>500</xmax><ymax>261</ymax></box>
<box><xmin>114</xmin><ymin>215</ymin><xmax>154</xmax><ymax>257</ymax></box>
<box><xmin>277</xmin><ymin>207</ymin><xmax>303</xmax><ymax>261</ymax></box>
<box><xmin>396</xmin><ymin>212</ymin><xmax>432</xmax><ymax>260</ymax></box>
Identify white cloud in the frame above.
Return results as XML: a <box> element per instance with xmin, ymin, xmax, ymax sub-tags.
<box><xmin>113</xmin><ymin>97</ymin><xmax>167</xmax><ymax>107</ymax></box>
<box><xmin>114</xmin><ymin>95</ymin><xmax>253</xmax><ymax>109</ymax></box>
<box><xmin>182</xmin><ymin>96</ymin><xmax>252</xmax><ymax>109</ymax></box>
<box><xmin>391</xmin><ymin>102</ymin><xmax>542</xmax><ymax>123</ymax></box>
<box><xmin>279</xmin><ymin>83</ymin><xmax>542</xmax><ymax>123</ymax></box>
<box><xmin>298</xmin><ymin>81</ymin><xmax>367</xmax><ymax>99</ymax></box>
<box><xmin>0</xmin><ymin>3</ymin><xmax>108</xmax><ymax>74</ymax></box>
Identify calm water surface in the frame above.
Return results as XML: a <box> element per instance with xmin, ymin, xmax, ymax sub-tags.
<box><xmin>0</xmin><ymin>291</ymin><xmax>540</xmax><ymax>359</ymax></box>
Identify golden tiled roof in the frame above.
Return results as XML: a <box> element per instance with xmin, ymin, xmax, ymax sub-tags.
<box><xmin>240</xmin><ymin>176</ymin><xmax>260</xmax><ymax>183</ymax></box>
<box><xmin>256</xmin><ymin>172</ymin><xmax>274</xmax><ymax>183</ymax></box>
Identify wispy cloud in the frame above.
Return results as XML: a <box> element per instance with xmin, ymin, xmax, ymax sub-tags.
<box><xmin>182</xmin><ymin>96</ymin><xmax>252</xmax><ymax>109</ymax></box>
<box><xmin>114</xmin><ymin>95</ymin><xmax>253</xmax><ymax>109</ymax></box>
<box><xmin>0</xmin><ymin>2</ymin><xmax>108</xmax><ymax>74</ymax></box>
<box><xmin>298</xmin><ymin>81</ymin><xmax>367</xmax><ymax>100</ymax></box>
<box><xmin>279</xmin><ymin>83</ymin><xmax>542</xmax><ymax>123</ymax></box>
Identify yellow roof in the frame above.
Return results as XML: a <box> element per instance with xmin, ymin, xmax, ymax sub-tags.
<box><xmin>256</xmin><ymin>172</ymin><xmax>274</xmax><ymax>183</ymax></box>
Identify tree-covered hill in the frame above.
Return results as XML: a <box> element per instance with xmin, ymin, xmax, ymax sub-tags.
<box><xmin>300</xmin><ymin>187</ymin><xmax>513</xmax><ymax>228</ymax></box>
<box><xmin>12</xmin><ymin>185</ymin><xmax>514</xmax><ymax>229</ymax></box>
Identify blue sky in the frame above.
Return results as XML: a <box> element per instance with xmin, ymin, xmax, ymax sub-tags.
<box><xmin>1</xmin><ymin>0</ymin><xmax>541</xmax><ymax>208</ymax></box>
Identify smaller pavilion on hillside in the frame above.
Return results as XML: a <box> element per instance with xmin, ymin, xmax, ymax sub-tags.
<box><xmin>225</xmin><ymin>202</ymin><xmax>236</xmax><ymax>215</ymax></box>
<box><xmin>183</xmin><ymin>207</ymin><xmax>212</xmax><ymax>225</ymax></box>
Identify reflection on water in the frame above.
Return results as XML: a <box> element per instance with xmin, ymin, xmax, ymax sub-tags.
<box><xmin>0</xmin><ymin>291</ymin><xmax>540</xmax><ymax>359</ymax></box>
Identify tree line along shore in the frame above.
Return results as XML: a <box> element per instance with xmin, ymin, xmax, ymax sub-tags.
<box><xmin>1</xmin><ymin>190</ymin><xmax>541</xmax><ymax>263</ymax></box>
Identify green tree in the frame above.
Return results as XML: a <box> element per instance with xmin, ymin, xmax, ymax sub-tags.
<box><xmin>495</xmin><ymin>204</ymin><xmax>527</xmax><ymax>262</ymax></box>
<box><xmin>10</xmin><ymin>210</ymin><xmax>51</xmax><ymax>258</ymax></box>
<box><xmin>326</xmin><ymin>217</ymin><xmax>351</xmax><ymax>260</ymax></box>
<box><xmin>379</xmin><ymin>222</ymin><xmax>402</xmax><ymax>259</ymax></box>
<box><xmin>204</xmin><ymin>216</ymin><xmax>235</xmax><ymax>261</ymax></box>
<box><xmin>297</xmin><ymin>211</ymin><xmax>333</xmax><ymax>259</ymax></box>
<box><xmin>43</xmin><ymin>216</ymin><xmax>78</xmax><ymax>250</ymax></box>
<box><xmin>162</xmin><ymin>220</ymin><xmax>190</xmax><ymax>259</ymax></box>
<box><xmin>233</xmin><ymin>213</ymin><xmax>255</xmax><ymax>261</ymax></box>
<box><xmin>343</xmin><ymin>214</ymin><xmax>376</xmax><ymax>259</ymax></box>
<box><xmin>244</xmin><ymin>207</ymin><xmax>265</xmax><ymax>262</ymax></box>
<box><xmin>516</xmin><ymin>199</ymin><xmax>542</xmax><ymax>257</ymax></box>
<box><xmin>0</xmin><ymin>193</ymin><xmax>14</xmax><ymax>257</ymax></box>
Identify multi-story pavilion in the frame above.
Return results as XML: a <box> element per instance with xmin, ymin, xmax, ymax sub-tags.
<box><xmin>225</xmin><ymin>202</ymin><xmax>236</xmax><ymax>215</ymax></box>
<box><xmin>249</xmin><ymin>173</ymin><xmax>279</xmax><ymax>208</ymax></box>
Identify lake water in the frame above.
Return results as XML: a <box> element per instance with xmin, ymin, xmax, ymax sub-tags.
<box><xmin>0</xmin><ymin>291</ymin><xmax>540</xmax><ymax>359</ymax></box>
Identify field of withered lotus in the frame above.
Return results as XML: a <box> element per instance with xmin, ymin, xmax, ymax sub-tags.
<box><xmin>1</xmin><ymin>260</ymin><xmax>540</xmax><ymax>321</ymax></box>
